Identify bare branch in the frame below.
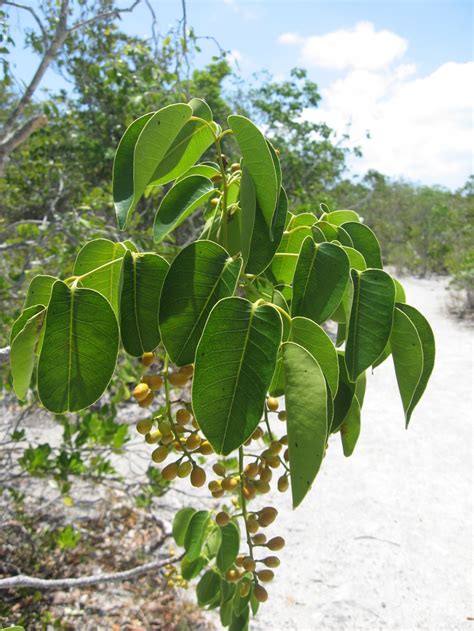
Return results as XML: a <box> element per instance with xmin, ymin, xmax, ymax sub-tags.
<box><xmin>0</xmin><ymin>550</ymin><xmax>181</xmax><ymax>591</ymax></box>
<box><xmin>2</xmin><ymin>1</ymin><xmax>48</xmax><ymax>47</ymax></box>
<box><xmin>67</xmin><ymin>0</ymin><xmax>141</xmax><ymax>33</ymax></box>
<box><xmin>0</xmin><ymin>114</ymin><xmax>47</xmax><ymax>154</ymax></box>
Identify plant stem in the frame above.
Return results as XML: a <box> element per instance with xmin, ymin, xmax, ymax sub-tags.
<box><xmin>215</xmin><ymin>135</ymin><xmax>228</xmax><ymax>250</ymax></box>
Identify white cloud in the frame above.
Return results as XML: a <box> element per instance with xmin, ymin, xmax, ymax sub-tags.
<box><xmin>279</xmin><ymin>21</ymin><xmax>407</xmax><ymax>71</ymax></box>
<box><xmin>305</xmin><ymin>60</ymin><xmax>474</xmax><ymax>188</ymax></box>
<box><xmin>222</xmin><ymin>0</ymin><xmax>258</xmax><ymax>21</ymax></box>
<box><xmin>279</xmin><ymin>21</ymin><xmax>473</xmax><ymax>188</ymax></box>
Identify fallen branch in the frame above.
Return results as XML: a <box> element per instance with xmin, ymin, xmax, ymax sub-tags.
<box><xmin>0</xmin><ymin>550</ymin><xmax>181</xmax><ymax>591</ymax></box>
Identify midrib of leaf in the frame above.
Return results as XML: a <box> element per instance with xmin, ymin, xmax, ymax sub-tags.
<box><xmin>348</xmin><ymin>272</ymin><xmax>361</xmax><ymax>379</ymax></box>
<box><xmin>67</xmin><ymin>287</ymin><xmax>75</xmax><ymax>410</ymax></box>
<box><xmin>219</xmin><ymin>302</ymin><xmax>256</xmax><ymax>453</ymax></box>
<box><xmin>299</xmin><ymin>239</ymin><xmax>317</xmax><ymax>313</ymax></box>
<box><xmin>132</xmin><ymin>254</ymin><xmax>144</xmax><ymax>353</ymax></box>
<box><xmin>174</xmin><ymin>258</ymin><xmax>241</xmax><ymax>365</ymax></box>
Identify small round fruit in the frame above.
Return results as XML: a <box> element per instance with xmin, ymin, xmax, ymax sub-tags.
<box><xmin>254</xmin><ymin>585</ymin><xmax>268</xmax><ymax>603</ymax></box>
<box><xmin>158</xmin><ymin>420</ymin><xmax>172</xmax><ymax>434</ymax></box>
<box><xmin>277</xmin><ymin>411</ymin><xmax>287</xmax><ymax>421</ymax></box>
<box><xmin>162</xmin><ymin>462</ymin><xmax>178</xmax><ymax>481</ymax></box>
<box><xmin>263</xmin><ymin>556</ymin><xmax>280</xmax><ymax>568</ymax></box>
<box><xmin>267</xmin><ymin>536</ymin><xmax>285</xmax><ymax>551</ymax></box>
<box><xmin>242</xmin><ymin>483</ymin><xmax>256</xmax><ymax>500</ymax></box>
<box><xmin>211</xmin><ymin>489</ymin><xmax>225</xmax><ymax>499</ymax></box>
<box><xmin>210</xmin><ymin>197</ymin><xmax>220</xmax><ymax>208</ymax></box>
<box><xmin>178</xmin><ymin>460</ymin><xmax>193</xmax><ymax>478</ymax></box>
<box><xmin>141</xmin><ymin>352</ymin><xmax>155</xmax><ymax>367</ymax></box>
<box><xmin>280</xmin><ymin>434</ymin><xmax>288</xmax><ymax>445</ymax></box>
<box><xmin>136</xmin><ymin>418</ymin><xmax>152</xmax><ymax>435</ymax></box>
<box><xmin>269</xmin><ymin>441</ymin><xmax>282</xmax><ymax>456</ymax></box>
<box><xmin>179</xmin><ymin>365</ymin><xmax>194</xmax><ymax>377</ymax></box>
<box><xmin>138</xmin><ymin>391</ymin><xmax>154</xmax><ymax>408</ymax></box>
<box><xmin>252</xmin><ymin>427</ymin><xmax>263</xmax><ymax>440</ymax></box>
<box><xmin>190</xmin><ymin>466</ymin><xmax>206</xmax><ymax>488</ymax></box>
<box><xmin>259</xmin><ymin>467</ymin><xmax>272</xmax><ymax>483</ymax></box>
<box><xmin>235</xmin><ymin>555</ymin><xmax>245</xmax><ymax>567</ymax></box>
<box><xmin>176</xmin><ymin>408</ymin><xmax>191</xmax><ymax>424</ymax></box>
<box><xmin>225</xmin><ymin>568</ymin><xmax>240</xmax><ymax>582</ymax></box>
<box><xmin>169</xmin><ymin>372</ymin><xmax>188</xmax><ymax>387</ymax></box>
<box><xmin>152</xmin><ymin>445</ymin><xmax>168</xmax><ymax>463</ymax></box>
<box><xmin>257</xmin><ymin>569</ymin><xmax>274</xmax><ymax>582</ymax></box>
<box><xmin>185</xmin><ymin>432</ymin><xmax>201</xmax><ymax>450</ymax></box>
<box><xmin>246</xmin><ymin>517</ymin><xmax>259</xmax><ymax>534</ymax></box>
<box><xmin>244</xmin><ymin>462</ymin><xmax>259</xmax><ymax>479</ymax></box>
<box><xmin>133</xmin><ymin>383</ymin><xmax>151</xmax><ymax>402</ymax></box>
<box><xmin>160</xmin><ymin>432</ymin><xmax>175</xmax><ymax>446</ymax></box>
<box><xmin>145</xmin><ymin>429</ymin><xmax>162</xmax><ymax>444</ymax></box>
<box><xmin>267</xmin><ymin>396</ymin><xmax>279</xmax><ymax>412</ymax></box>
<box><xmin>230</xmin><ymin>162</ymin><xmax>241</xmax><ymax>172</ymax></box>
<box><xmin>252</xmin><ymin>533</ymin><xmax>267</xmax><ymax>545</ymax></box>
<box><xmin>277</xmin><ymin>474</ymin><xmax>289</xmax><ymax>493</ymax></box>
<box><xmin>258</xmin><ymin>506</ymin><xmax>278</xmax><ymax>527</ymax></box>
<box><xmin>254</xmin><ymin>480</ymin><xmax>271</xmax><ymax>494</ymax></box>
<box><xmin>222</xmin><ymin>477</ymin><xmax>239</xmax><ymax>491</ymax></box>
<box><xmin>242</xmin><ymin>557</ymin><xmax>256</xmax><ymax>572</ymax></box>
<box><xmin>212</xmin><ymin>463</ymin><xmax>226</xmax><ymax>477</ymax></box>
<box><xmin>208</xmin><ymin>480</ymin><xmax>222</xmax><ymax>492</ymax></box>
<box><xmin>216</xmin><ymin>511</ymin><xmax>230</xmax><ymax>527</ymax></box>
<box><xmin>199</xmin><ymin>440</ymin><xmax>213</xmax><ymax>455</ymax></box>
<box><xmin>146</xmin><ymin>375</ymin><xmax>163</xmax><ymax>390</ymax></box>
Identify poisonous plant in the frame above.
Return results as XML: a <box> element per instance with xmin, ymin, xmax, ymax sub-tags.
<box><xmin>9</xmin><ymin>99</ymin><xmax>435</xmax><ymax>629</ymax></box>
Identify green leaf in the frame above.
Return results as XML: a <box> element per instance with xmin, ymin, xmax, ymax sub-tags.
<box><xmin>172</xmin><ymin>507</ymin><xmax>196</xmax><ymax>546</ymax></box>
<box><xmin>244</xmin><ymin>182</ymin><xmax>288</xmax><ymax>275</ymax></box>
<box><xmin>315</xmin><ymin>221</ymin><xmax>338</xmax><ymax>241</ymax></box>
<box><xmin>340</xmin><ymin>396</ymin><xmax>361</xmax><ymax>457</ymax></box>
<box><xmin>149</xmin><ymin>117</ymin><xmax>216</xmax><ymax>186</ymax></box>
<box><xmin>343</xmin><ymin>246</ymin><xmax>367</xmax><ymax>271</ymax></box>
<box><xmin>159</xmin><ymin>241</ymin><xmax>242</xmax><ymax>366</ymax></box>
<box><xmin>345</xmin><ymin>269</ymin><xmax>395</xmax><ymax>382</ymax></box>
<box><xmin>325</xmin><ymin>210</ymin><xmax>360</xmax><ymax>225</ymax></box>
<box><xmin>11</xmin><ymin>308</ymin><xmax>46</xmax><ymax>400</ymax></box>
<box><xmin>336</xmin><ymin>226</ymin><xmax>354</xmax><ymax>247</ymax></box>
<box><xmin>216</xmin><ymin>521</ymin><xmax>240</xmax><ymax>572</ymax></box>
<box><xmin>290</xmin><ymin>316</ymin><xmax>339</xmax><ymax>398</ymax></box>
<box><xmin>196</xmin><ymin>570</ymin><xmax>221</xmax><ymax>606</ymax></box>
<box><xmin>331</xmin><ymin>352</ymin><xmax>356</xmax><ymax>433</ymax></box>
<box><xmin>202</xmin><ymin>526</ymin><xmax>222</xmax><ymax>559</ymax></box>
<box><xmin>193</xmin><ymin>297</ymin><xmax>282</xmax><ymax>455</ymax></box>
<box><xmin>153</xmin><ymin>175</ymin><xmax>214</xmax><ymax>243</ymax></box>
<box><xmin>189</xmin><ymin>97</ymin><xmax>213</xmax><ymax>121</ymax></box>
<box><xmin>10</xmin><ymin>304</ymin><xmax>45</xmax><ymax>343</ymax></box>
<box><xmin>269</xmin><ymin>225</ymin><xmax>312</xmax><ymax>287</ymax></box>
<box><xmin>120</xmin><ymin>251</ymin><xmax>169</xmax><ymax>357</ymax></box>
<box><xmin>292</xmin><ymin>238</ymin><xmax>350</xmax><ymax>324</ymax></box>
<box><xmin>372</xmin><ymin>279</ymin><xmax>406</xmax><ymax>369</ymax></box>
<box><xmin>176</xmin><ymin>162</ymin><xmax>220</xmax><ymax>182</ymax></box>
<box><xmin>391</xmin><ymin>303</ymin><xmax>435</xmax><ymax>426</ymax></box>
<box><xmin>341</xmin><ymin>222</ymin><xmax>383</xmax><ymax>268</ymax></box>
<box><xmin>37</xmin><ymin>281</ymin><xmax>119</xmax><ymax>413</ymax></box>
<box><xmin>282</xmin><ymin>341</ymin><xmax>328</xmax><ymax>508</ymax></box>
<box><xmin>184</xmin><ymin>510</ymin><xmax>211</xmax><ymax>561</ymax></box>
<box><xmin>181</xmin><ymin>556</ymin><xmax>207</xmax><ymax>580</ymax></box>
<box><xmin>287</xmin><ymin>212</ymin><xmax>317</xmax><ymax>230</ymax></box>
<box><xmin>24</xmin><ymin>275</ymin><xmax>56</xmax><ymax>309</ymax></box>
<box><xmin>113</xmin><ymin>104</ymin><xmax>192</xmax><ymax>228</ymax></box>
<box><xmin>74</xmin><ymin>239</ymin><xmax>127</xmax><ymax>314</ymax></box>
<box><xmin>228</xmin><ymin>115</ymin><xmax>278</xmax><ymax>236</ymax></box>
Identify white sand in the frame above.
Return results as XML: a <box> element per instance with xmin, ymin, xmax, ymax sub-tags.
<box><xmin>252</xmin><ymin>276</ymin><xmax>473</xmax><ymax>631</ymax></box>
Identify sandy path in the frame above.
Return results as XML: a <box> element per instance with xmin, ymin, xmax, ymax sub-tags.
<box><xmin>252</xmin><ymin>276</ymin><xmax>473</xmax><ymax>631</ymax></box>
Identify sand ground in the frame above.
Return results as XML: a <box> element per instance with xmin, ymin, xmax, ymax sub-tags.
<box><xmin>251</xmin><ymin>276</ymin><xmax>473</xmax><ymax>631</ymax></box>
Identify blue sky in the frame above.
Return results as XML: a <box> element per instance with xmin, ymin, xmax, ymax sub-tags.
<box><xmin>5</xmin><ymin>0</ymin><xmax>474</xmax><ymax>188</ymax></box>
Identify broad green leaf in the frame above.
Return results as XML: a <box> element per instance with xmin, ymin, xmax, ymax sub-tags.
<box><xmin>392</xmin><ymin>303</ymin><xmax>435</xmax><ymax>426</ymax></box>
<box><xmin>172</xmin><ymin>507</ymin><xmax>196</xmax><ymax>546</ymax></box>
<box><xmin>196</xmin><ymin>570</ymin><xmax>221</xmax><ymax>606</ymax></box>
<box><xmin>37</xmin><ymin>281</ymin><xmax>119</xmax><ymax>413</ymax></box>
<box><xmin>11</xmin><ymin>308</ymin><xmax>45</xmax><ymax>400</ymax></box>
<box><xmin>216</xmin><ymin>521</ymin><xmax>240</xmax><ymax>572</ymax></box>
<box><xmin>287</xmin><ymin>212</ymin><xmax>317</xmax><ymax>230</ymax></box>
<box><xmin>159</xmin><ymin>241</ymin><xmax>242</xmax><ymax>366</ymax></box>
<box><xmin>345</xmin><ymin>269</ymin><xmax>395</xmax><ymax>382</ymax></box>
<box><xmin>315</xmin><ymin>221</ymin><xmax>338</xmax><ymax>241</ymax></box>
<box><xmin>292</xmin><ymin>238</ymin><xmax>350</xmax><ymax>324</ymax></box>
<box><xmin>113</xmin><ymin>105</ymin><xmax>192</xmax><ymax>228</ymax></box>
<box><xmin>239</xmin><ymin>166</ymin><xmax>256</xmax><ymax>265</ymax></box>
<box><xmin>189</xmin><ymin>97</ymin><xmax>213</xmax><ymax>121</ymax></box>
<box><xmin>176</xmin><ymin>163</ymin><xmax>220</xmax><ymax>182</ymax></box>
<box><xmin>372</xmin><ymin>279</ymin><xmax>406</xmax><ymax>368</ymax></box>
<box><xmin>193</xmin><ymin>297</ymin><xmax>282</xmax><ymax>455</ymax></box>
<box><xmin>340</xmin><ymin>396</ymin><xmax>361</xmax><ymax>457</ymax></box>
<box><xmin>245</xmin><ymin>186</ymin><xmax>288</xmax><ymax>275</ymax></box>
<box><xmin>149</xmin><ymin>116</ymin><xmax>216</xmax><ymax>186</ymax></box>
<box><xmin>336</xmin><ymin>226</ymin><xmax>354</xmax><ymax>247</ymax></box>
<box><xmin>228</xmin><ymin>115</ymin><xmax>278</xmax><ymax>236</ymax></box>
<box><xmin>74</xmin><ymin>238</ymin><xmax>127</xmax><ymax>314</ymax></box>
<box><xmin>120</xmin><ymin>251</ymin><xmax>169</xmax><ymax>357</ymax></box>
<box><xmin>269</xmin><ymin>225</ymin><xmax>312</xmax><ymax>286</ymax></box>
<box><xmin>291</xmin><ymin>316</ymin><xmax>339</xmax><ymax>397</ymax></box>
<box><xmin>341</xmin><ymin>222</ymin><xmax>383</xmax><ymax>268</ymax></box>
<box><xmin>153</xmin><ymin>175</ymin><xmax>214</xmax><ymax>243</ymax></box>
<box><xmin>331</xmin><ymin>352</ymin><xmax>356</xmax><ymax>433</ymax></box>
<box><xmin>24</xmin><ymin>275</ymin><xmax>56</xmax><ymax>309</ymax></box>
<box><xmin>355</xmin><ymin>371</ymin><xmax>367</xmax><ymax>407</ymax></box>
<box><xmin>267</xmin><ymin>138</ymin><xmax>282</xmax><ymax>193</ymax></box>
<box><xmin>282</xmin><ymin>341</ymin><xmax>328</xmax><ymax>508</ymax></box>
<box><xmin>342</xmin><ymin>246</ymin><xmax>367</xmax><ymax>271</ymax></box>
<box><xmin>184</xmin><ymin>510</ymin><xmax>211</xmax><ymax>561</ymax></box>
<box><xmin>10</xmin><ymin>304</ymin><xmax>45</xmax><ymax>343</ymax></box>
<box><xmin>202</xmin><ymin>526</ymin><xmax>222</xmax><ymax>559</ymax></box>
<box><xmin>181</xmin><ymin>556</ymin><xmax>207</xmax><ymax>580</ymax></box>
<box><xmin>325</xmin><ymin>210</ymin><xmax>360</xmax><ymax>225</ymax></box>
